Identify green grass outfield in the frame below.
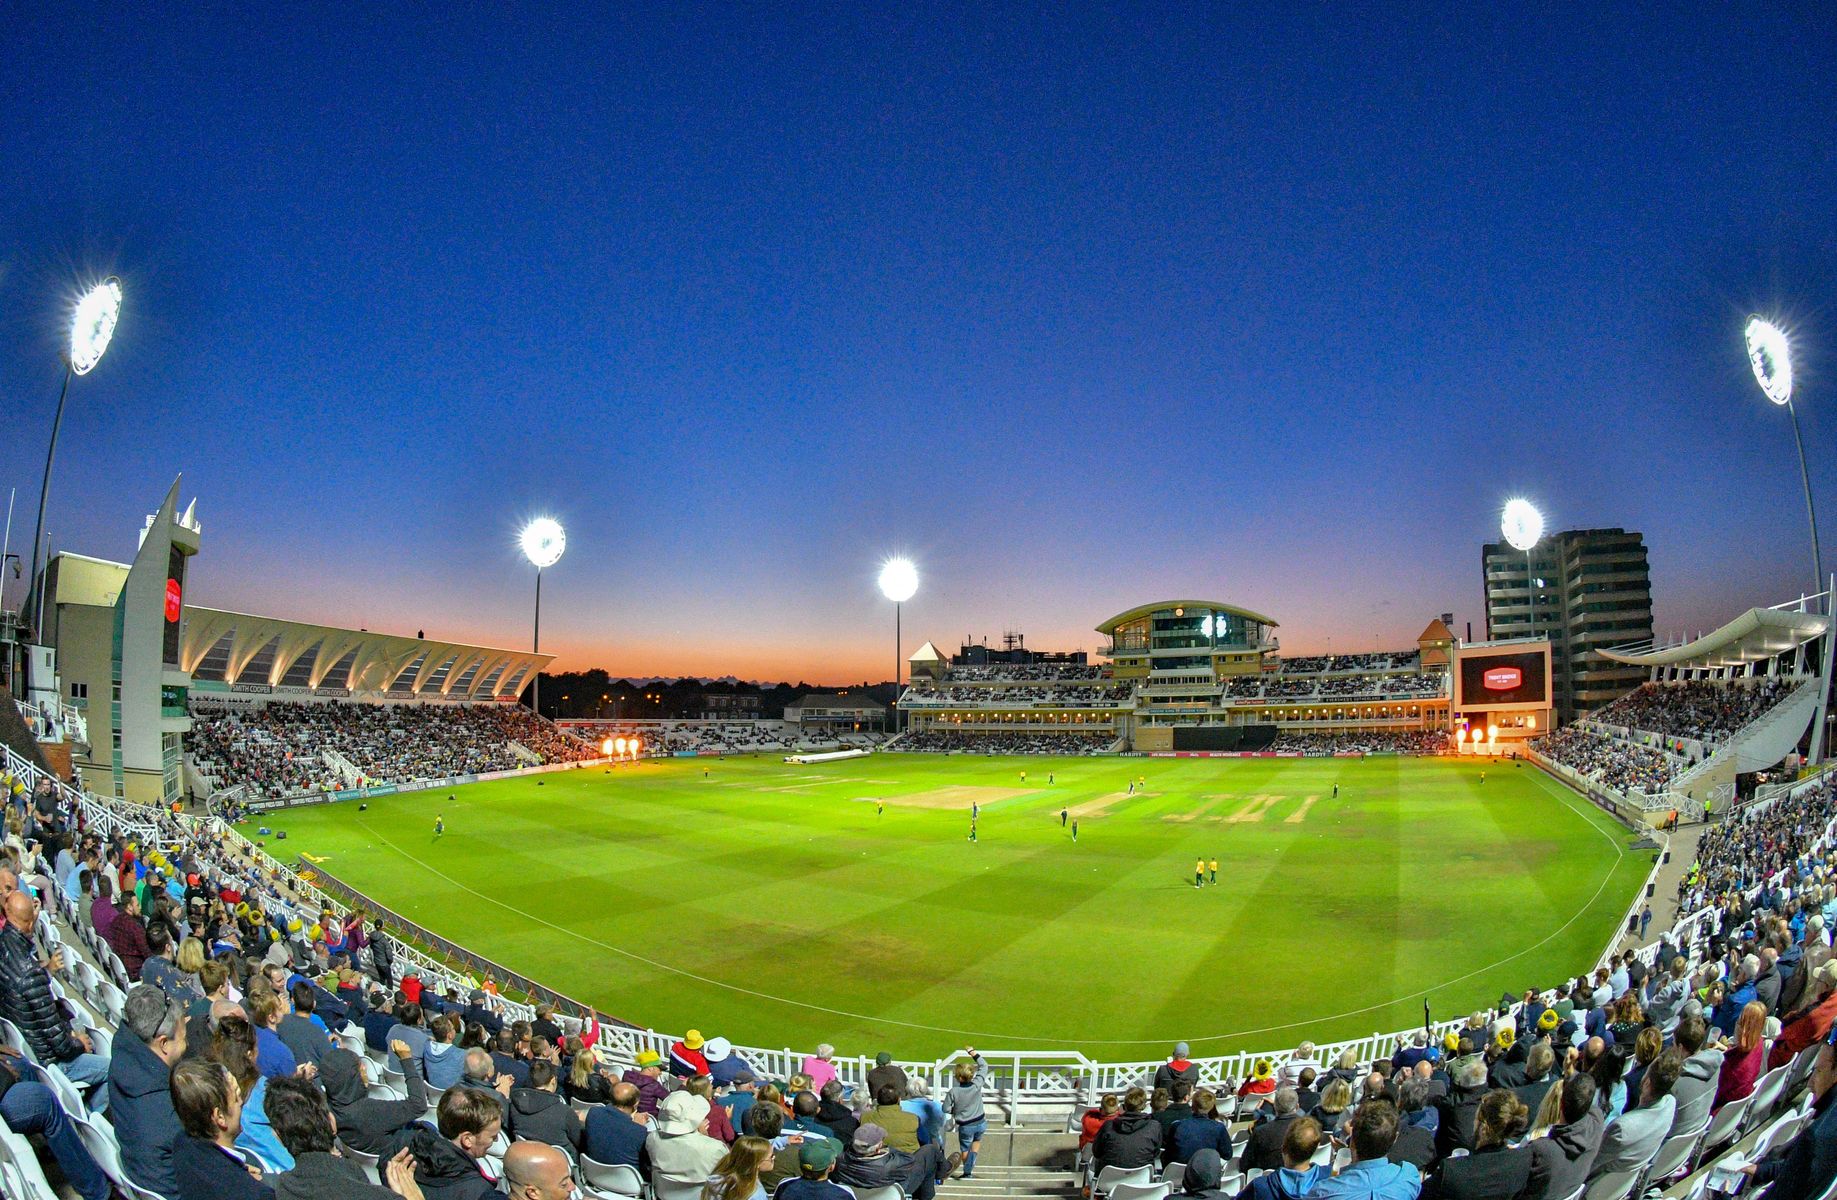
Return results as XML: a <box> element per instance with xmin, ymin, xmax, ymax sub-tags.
<box><xmin>265</xmin><ymin>753</ymin><xmax>1651</xmax><ymax>1060</ymax></box>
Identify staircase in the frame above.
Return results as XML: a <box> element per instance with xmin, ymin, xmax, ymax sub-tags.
<box><xmin>322</xmin><ymin>747</ymin><xmax>364</xmax><ymax>787</ymax></box>
<box><xmin>936</xmin><ymin>1161</ymin><xmax>1081</xmax><ymax>1200</ymax></box>
<box><xmin>507</xmin><ymin>740</ymin><xmax>542</xmax><ymax>765</ymax></box>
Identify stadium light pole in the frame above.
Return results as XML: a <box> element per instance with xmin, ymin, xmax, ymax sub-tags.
<box><xmin>1501</xmin><ymin>499</ymin><xmax>1544</xmax><ymax>637</ymax></box>
<box><xmin>520</xmin><ymin>517</ymin><xmax>566</xmax><ymax>716</ymax></box>
<box><xmin>1746</xmin><ymin>318</ymin><xmax>1824</xmax><ymax>602</ymax></box>
<box><xmin>27</xmin><ymin>277</ymin><xmax>123</xmax><ymax>652</ymax></box>
<box><xmin>879</xmin><ymin>557</ymin><xmax>918</xmax><ymax>733</ymax></box>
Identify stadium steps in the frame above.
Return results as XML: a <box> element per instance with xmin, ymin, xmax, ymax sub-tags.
<box><xmin>936</xmin><ymin>1163</ymin><xmax>1081</xmax><ymax>1199</ymax></box>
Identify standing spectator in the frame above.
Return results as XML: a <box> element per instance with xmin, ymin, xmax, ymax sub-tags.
<box><xmin>106</xmin><ymin>891</ymin><xmax>155</xmax><ymax>980</ymax></box>
<box><xmin>944</xmin><ymin>1049</ymin><xmax>989</xmax><ymax>1178</ymax></box>
<box><xmin>867</xmin><ymin>1051</ymin><xmax>909</xmax><ymax>1099</ymax></box>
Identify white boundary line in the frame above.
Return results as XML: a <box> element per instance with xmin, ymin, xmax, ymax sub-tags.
<box><xmin>348</xmin><ymin>761</ymin><xmax>1637</xmax><ymax>1046</ymax></box>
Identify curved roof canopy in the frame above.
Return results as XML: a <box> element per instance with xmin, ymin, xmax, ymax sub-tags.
<box><xmin>1601</xmin><ymin>606</ymin><xmax>1828</xmax><ymax>670</ymax></box>
<box><xmin>1095</xmin><ymin>600</ymin><xmax>1279</xmax><ymax>635</ymax></box>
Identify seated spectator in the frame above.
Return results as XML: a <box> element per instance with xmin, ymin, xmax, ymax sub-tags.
<box><xmin>1589</xmin><ymin>1048</ymin><xmax>1682</xmax><ymax>1183</ymax></box>
<box><xmin>1714</xmin><ymin>1001</ymin><xmax>1770</xmax><ymax>1112</ymax></box>
<box><xmin>265</xmin><ymin>1071</ymin><xmax>418</xmax><ymax>1199</ymax></box>
<box><xmin>0</xmin><ymin>1045</ymin><xmax>112</xmax><ymax>1200</ymax></box>
<box><xmin>509</xmin><ymin>1059</ymin><xmax>585</xmax><ymax>1152</ymax></box>
<box><xmin>276</xmin><ymin>982</ymin><xmax>332</xmax><ymax>1069</ymax></box>
<box><xmin>584</xmin><ymin>1080</ymin><xmax>653</xmax><ymax>1172</ymax></box>
<box><xmin>726</xmin><ymin>1074</ymin><xmax>764</xmax><ymax>1134</ymax></box>
<box><xmin>832</xmin><ymin>1121</ymin><xmax>962</xmax><ymax>1200</ymax></box>
<box><xmin>1432</xmin><ymin>1056</ymin><xmax>1489</xmax><ymax>1158</ymax></box>
<box><xmin>1387</xmin><ymin>1080</ymin><xmax>1436</xmax><ymax>1173</ymax></box>
<box><xmin>902</xmin><ymin>1080</ymin><xmax>946</xmax><ymax>1148</ymax></box>
<box><xmin>361</xmin><ymin>990</ymin><xmax>398</xmax><ymax>1051</ymax></box>
<box><xmin>1313</xmin><ymin>1078</ymin><xmax>1355</xmax><ymax>1141</ymax></box>
<box><xmin>109</xmin><ymin>984</ymin><xmax>190</xmax><ymax>1196</ymax></box>
<box><xmin>772</xmin><ymin>1137</ymin><xmax>853</xmax><ymax>1200</ymax></box>
<box><xmin>1156</xmin><ymin>1042</ymin><xmax>1200</xmax><ymax>1092</ymax></box>
<box><xmin>1670</xmin><ymin>1013</ymin><xmax>1723</xmax><ymax>1136</ymax></box>
<box><xmin>1169</xmin><ymin>1088</ymin><xmax>1232</xmax><ymax>1165</ymax></box>
<box><xmin>671</xmin><ymin>1029</ymin><xmax>711</xmax><ymax>1078</ymax></box>
<box><xmin>0</xmin><ymin>891</ymin><xmax>110</xmax><ymax>1106</ymax></box>
<box><xmin>649</xmin><ymin>1091</ymin><xmax>728</xmax><ymax>1188</ymax></box>
<box><xmin>318</xmin><ymin>1042</ymin><xmax>430</xmax><ymax>1156</ymax></box>
<box><xmin>1313</xmin><ymin>1100</ymin><xmax>1420</xmax><ymax>1200</ymax></box>
<box><xmin>249</xmin><ymin>991</ymin><xmax>299</xmax><ymax>1080</ymax></box>
<box><xmin>503</xmin><ymin>1140</ymin><xmax>576</xmax><ymax>1200</ymax></box>
<box><xmin>424</xmin><ymin>1015</ymin><xmax>466</xmax><ymax>1089</ymax></box>
<box><xmin>393</xmin><ymin>1085</ymin><xmax>505</xmax><ymax>1199</ymax></box>
<box><xmin>210</xmin><ymin>1014</ymin><xmax>295</xmax><ymax>1172</ymax></box>
<box><xmin>865</xmin><ymin>1082</ymin><xmax>922</xmax><ymax>1152</ymax></box>
<box><xmin>1242</xmin><ymin>1088</ymin><xmax>1303</xmax><ymax>1171</ymax></box>
<box><xmin>460</xmin><ymin>988</ymin><xmax>504</xmax><ymax>1036</ymax></box>
<box><xmin>1772</xmin><ymin>959</ymin><xmax>1837</xmax><ymax>1069</ymax></box>
<box><xmin>705</xmin><ymin>1036</ymin><xmax>758</xmax><ymax>1087</ymax></box>
<box><xmin>169</xmin><ymin>1057</ymin><xmax>274</xmax><ymax>1200</ymax></box>
<box><xmin>1240</xmin><ymin>1058</ymin><xmax>1279</xmax><ymax>1101</ymax></box>
<box><xmin>707</xmin><ymin>1135</ymin><xmax>775</xmax><ymax>1200</ymax></box>
<box><xmin>1739</xmin><ymin>1042</ymin><xmax>1837</xmax><ymax>1200</ymax></box>
<box><xmin>1525</xmin><ymin>1075</ymin><xmax>1603</xmax><ymax>1200</ymax></box>
<box><xmin>622</xmin><ymin>1047</ymin><xmax>671</xmax><ymax>1115</ymax></box>
<box><xmin>1094</xmin><ymin>1087</ymin><xmax>1162</xmax><ymax>1171</ymax></box>
<box><xmin>801</xmin><ymin>1044</ymin><xmax>840</xmax><ymax>1096</ymax></box>
<box><xmin>816</xmin><ymin>1079</ymin><xmax>859</xmax><ymax>1143</ymax></box>
<box><xmin>1433</xmin><ymin>1090</ymin><xmax>1530</xmax><ymax>1200</ymax></box>
<box><xmin>491</xmin><ymin>1026</ymin><xmax>531</xmax><ymax>1089</ymax></box>
<box><xmin>564</xmin><ymin>1044</ymin><xmax>612</xmax><ymax>1105</ymax></box>
<box><xmin>106</xmin><ymin>892</ymin><xmax>155</xmax><ymax>980</ymax></box>
<box><xmin>1243</xmin><ymin>1117</ymin><xmax>1325</xmax><ymax>1200</ymax></box>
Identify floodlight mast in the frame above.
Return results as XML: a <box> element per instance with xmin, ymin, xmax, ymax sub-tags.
<box><xmin>1747</xmin><ymin>318</ymin><xmax>1828</xmax><ymax>764</ymax></box>
<box><xmin>879</xmin><ymin>558</ymin><xmax>918</xmax><ymax>733</ymax></box>
<box><xmin>1501</xmin><ymin>499</ymin><xmax>1544</xmax><ymax>636</ymax></box>
<box><xmin>521</xmin><ymin>518</ymin><xmax>566</xmax><ymax>715</ymax></box>
<box><xmin>27</xmin><ymin>278</ymin><xmax>123</xmax><ymax>656</ymax></box>
<box><xmin>1746</xmin><ymin>318</ymin><xmax>1824</xmax><ymax>603</ymax></box>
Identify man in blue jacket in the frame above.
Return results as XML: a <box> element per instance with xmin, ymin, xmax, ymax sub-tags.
<box><xmin>107</xmin><ymin>985</ymin><xmax>190</xmax><ymax>1199</ymax></box>
<box><xmin>1311</xmin><ymin>1100</ymin><xmax>1422</xmax><ymax>1200</ymax></box>
<box><xmin>584</xmin><ymin>1081</ymin><xmax>652</xmax><ymax>1172</ymax></box>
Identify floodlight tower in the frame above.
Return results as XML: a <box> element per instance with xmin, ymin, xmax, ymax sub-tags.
<box><xmin>1745</xmin><ymin>318</ymin><xmax>1823</xmax><ymax>601</ymax></box>
<box><xmin>28</xmin><ymin>277</ymin><xmax>123</xmax><ymax>641</ymax></box>
<box><xmin>1501</xmin><ymin>498</ymin><xmax>1545</xmax><ymax>636</ymax></box>
<box><xmin>879</xmin><ymin>557</ymin><xmax>918</xmax><ymax>733</ymax></box>
<box><xmin>520</xmin><ymin>517</ymin><xmax>566</xmax><ymax>715</ymax></box>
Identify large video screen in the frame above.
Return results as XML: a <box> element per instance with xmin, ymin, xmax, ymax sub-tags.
<box><xmin>163</xmin><ymin>545</ymin><xmax>187</xmax><ymax>667</ymax></box>
<box><xmin>1457</xmin><ymin>649</ymin><xmax>1547</xmax><ymax>706</ymax></box>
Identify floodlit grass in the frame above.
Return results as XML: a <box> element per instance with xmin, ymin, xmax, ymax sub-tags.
<box><xmin>268</xmin><ymin>753</ymin><xmax>1649</xmax><ymax>1059</ymax></box>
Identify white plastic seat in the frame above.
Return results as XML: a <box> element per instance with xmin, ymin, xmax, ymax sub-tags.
<box><xmin>0</xmin><ymin>1119</ymin><xmax>61</xmax><ymax>1200</ymax></box>
<box><xmin>1744</xmin><ymin>1064</ymin><xmax>1791</xmax><ymax>1132</ymax></box>
<box><xmin>1643</xmin><ymin>1126</ymin><xmax>1703</xmax><ymax>1187</ymax></box>
<box><xmin>654</xmin><ymin>1177</ymin><xmax>708</xmax><ymax>1200</ymax></box>
<box><xmin>1582</xmin><ymin>1167</ymin><xmax>1642</xmax><ymax>1200</ymax></box>
<box><xmin>336</xmin><ymin>1139</ymin><xmax>384</xmax><ymax>1184</ymax></box>
<box><xmin>71</xmin><ymin>1114</ymin><xmax>171</xmax><ymax>1200</ymax></box>
<box><xmin>852</xmin><ymin>1187</ymin><xmax>906</xmax><ymax>1200</ymax></box>
<box><xmin>1093</xmin><ymin>1164</ymin><xmax>1154</xmax><ymax>1196</ymax></box>
<box><xmin>579</xmin><ymin>1156</ymin><xmax>646</xmax><ymax>1199</ymax></box>
<box><xmin>1107</xmin><ymin>1184</ymin><xmax>1170</xmax><ymax>1200</ymax></box>
<box><xmin>1695</xmin><ymin>1095</ymin><xmax>1751</xmax><ymax>1166</ymax></box>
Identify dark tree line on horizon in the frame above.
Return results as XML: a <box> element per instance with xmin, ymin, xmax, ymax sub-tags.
<box><xmin>522</xmin><ymin>669</ymin><xmax>898</xmax><ymax>721</ymax></box>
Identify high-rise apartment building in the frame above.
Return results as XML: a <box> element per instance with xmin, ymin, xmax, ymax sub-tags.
<box><xmin>1482</xmin><ymin>527</ymin><xmax>1653</xmax><ymax>723</ymax></box>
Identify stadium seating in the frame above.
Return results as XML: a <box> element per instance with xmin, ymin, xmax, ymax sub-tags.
<box><xmin>1532</xmin><ymin>725</ymin><xmax>1684</xmax><ymax>795</ymax></box>
<box><xmin>895</xmin><ymin>729</ymin><xmax>1113</xmax><ymax>754</ymax></box>
<box><xmin>186</xmin><ymin>699</ymin><xmax>600</xmax><ymax>798</ymax></box>
<box><xmin>1592</xmin><ymin>678</ymin><xmax>1799</xmax><ymax>745</ymax></box>
<box><xmin>7</xmin><ymin>725</ymin><xmax>1837</xmax><ymax>1200</ymax></box>
<box><xmin>1266</xmin><ymin>730</ymin><xmax>1447</xmax><ymax>755</ymax></box>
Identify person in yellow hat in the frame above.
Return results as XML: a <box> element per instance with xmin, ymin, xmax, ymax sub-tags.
<box><xmin>623</xmin><ymin>1048</ymin><xmax>670</xmax><ymax>1114</ymax></box>
<box><xmin>1237</xmin><ymin>1057</ymin><xmax>1277</xmax><ymax>1100</ymax></box>
<box><xmin>670</xmin><ymin>1029</ymin><xmax>709</xmax><ymax>1076</ymax></box>
<box><xmin>1538</xmin><ymin>1008</ymin><xmax>1561</xmax><ymax>1035</ymax></box>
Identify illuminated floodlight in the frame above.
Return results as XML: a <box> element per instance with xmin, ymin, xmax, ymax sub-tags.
<box><xmin>69</xmin><ymin>277</ymin><xmax>123</xmax><ymax>375</ymax></box>
<box><xmin>878</xmin><ymin>557</ymin><xmax>918</xmax><ymax>603</ymax></box>
<box><xmin>520</xmin><ymin>517</ymin><xmax>566</xmax><ymax>568</ymax></box>
<box><xmin>1746</xmin><ymin>317</ymin><xmax>1793</xmax><ymax>406</ymax></box>
<box><xmin>1500</xmin><ymin>499</ymin><xmax>1544</xmax><ymax>552</ymax></box>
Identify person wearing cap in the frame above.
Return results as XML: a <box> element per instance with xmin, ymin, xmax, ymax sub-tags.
<box><xmin>833</xmin><ymin>1122</ymin><xmax>962</xmax><ymax>1200</ymax></box>
<box><xmin>622</xmin><ymin>1048</ymin><xmax>672</xmax><ymax>1115</ymax></box>
<box><xmin>772</xmin><ymin>1135</ymin><xmax>852</xmax><ymax>1200</ymax></box>
<box><xmin>647</xmin><ymin>1091</ymin><xmax>727</xmax><ymax>1189</ymax></box>
<box><xmin>460</xmin><ymin>988</ymin><xmax>504</xmax><ymax>1036</ymax></box>
<box><xmin>671</xmin><ymin>1029</ymin><xmax>711</xmax><ymax>1078</ymax></box>
<box><xmin>866</xmin><ymin>1051</ymin><xmax>908</xmax><ymax>1100</ymax></box>
<box><xmin>1154</xmin><ymin>1042</ymin><xmax>1199</xmax><ymax>1093</ymax></box>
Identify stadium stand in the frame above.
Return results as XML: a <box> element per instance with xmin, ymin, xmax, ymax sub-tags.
<box><xmin>1266</xmin><ymin>730</ymin><xmax>1448</xmax><ymax>755</ymax></box>
<box><xmin>1592</xmin><ymin>678</ymin><xmax>1799</xmax><ymax>745</ymax></box>
<box><xmin>186</xmin><ymin>700</ymin><xmax>599</xmax><ymax>799</ymax></box>
<box><xmin>1532</xmin><ymin>725</ymin><xmax>1684</xmax><ymax>795</ymax></box>
<box><xmin>4</xmin><ymin>734</ymin><xmax>1836</xmax><ymax>1200</ymax></box>
<box><xmin>894</xmin><ymin>730</ymin><xmax>1113</xmax><ymax>754</ymax></box>
<box><xmin>580</xmin><ymin>720</ymin><xmax>886</xmax><ymax>755</ymax></box>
